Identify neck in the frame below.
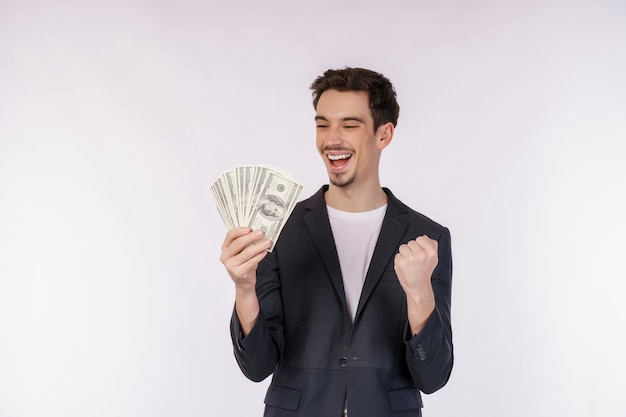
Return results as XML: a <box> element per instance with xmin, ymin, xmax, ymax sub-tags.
<box><xmin>324</xmin><ymin>182</ymin><xmax>388</xmax><ymax>213</ymax></box>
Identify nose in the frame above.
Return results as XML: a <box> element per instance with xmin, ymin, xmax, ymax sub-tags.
<box><xmin>321</xmin><ymin>125</ymin><xmax>343</xmax><ymax>147</ymax></box>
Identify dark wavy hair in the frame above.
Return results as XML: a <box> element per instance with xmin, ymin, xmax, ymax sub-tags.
<box><xmin>310</xmin><ymin>67</ymin><xmax>400</xmax><ymax>131</ymax></box>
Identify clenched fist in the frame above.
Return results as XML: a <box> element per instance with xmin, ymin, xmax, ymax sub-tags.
<box><xmin>394</xmin><ymin>235</ymin><xmax>439</xmax><ymax>334</ymax></box>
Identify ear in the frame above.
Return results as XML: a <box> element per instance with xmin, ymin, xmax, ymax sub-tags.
<box><xmin>376</xmin><ymin>122</ymin><xmax>394</xmax><ymax>151</ymax></box>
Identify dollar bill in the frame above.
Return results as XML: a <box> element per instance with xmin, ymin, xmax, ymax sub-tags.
<box><xmin>211</xmin><ymin>165</ymin><xmax>304</xmax><ymax>252</ymax></box>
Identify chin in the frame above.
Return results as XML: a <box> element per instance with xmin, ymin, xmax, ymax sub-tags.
<box><xmin>329</xmin><ymin>173</ymin><xmax>356</xmax><ymax>188</ymax></box>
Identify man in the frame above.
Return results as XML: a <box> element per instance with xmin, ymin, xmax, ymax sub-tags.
<box><xmin>220</xmin><ymin>67</ymin><xmax>453</xmax><ymax>416</ymax></box>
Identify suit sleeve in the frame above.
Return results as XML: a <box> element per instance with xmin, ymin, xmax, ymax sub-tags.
<box><xmin>230</xmin><ymin>248</ymin><xmax>284</xmax><ymax>382</ymax></box>
<box><xmin>404</xmin><ymin>226</ymin><xmax>454</xmax><ymax>394</ymax></box>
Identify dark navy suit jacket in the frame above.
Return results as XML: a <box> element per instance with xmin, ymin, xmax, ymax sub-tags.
<box><xmin>231</xmin><ymin>186</ymin><xmax>453</xmax><ymax>417</ymax></box>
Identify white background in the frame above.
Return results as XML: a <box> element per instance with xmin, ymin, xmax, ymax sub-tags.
<box><xmin>1</xmin><ymin>1</ymin><xmax>625</xmax><ymax>416</ymax></box>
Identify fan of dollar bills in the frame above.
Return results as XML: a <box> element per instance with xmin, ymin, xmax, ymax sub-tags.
<box><xmin>211</xmin><ymin>165</ymin><xmax>304</xmax><ymax>252</ymax></box>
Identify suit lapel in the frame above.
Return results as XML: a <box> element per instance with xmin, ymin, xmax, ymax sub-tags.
<box><xmin>302</xmin><ymin>187</ymin><xmax>347</xmax><ymax>310</ymax></box>
<box><xmin>355</xmin><ymin>190</ymin><xmax>408</xmax><ymax>320</ymax></box>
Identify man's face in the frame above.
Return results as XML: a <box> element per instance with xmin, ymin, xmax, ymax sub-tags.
<box><xmin>315</xmin><ymin>89</ymin><xmax>385</xmax><ymax>189</ymax></box>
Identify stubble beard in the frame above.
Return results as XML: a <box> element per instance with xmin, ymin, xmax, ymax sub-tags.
<box><xmin>329</xmin><ymin>171</ymin><xmax>356</xmax><ymax>188</ymax></box>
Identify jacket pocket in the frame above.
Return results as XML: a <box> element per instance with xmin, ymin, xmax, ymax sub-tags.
<box><xmin>264</xmin><ymin>383</ymin><xmax>301</xmax><ymax>411</ymax></box>
<box><xmin>387</xmin><ymin>387</ymin><xmax>423</xmax><ymax>412</ymax></box>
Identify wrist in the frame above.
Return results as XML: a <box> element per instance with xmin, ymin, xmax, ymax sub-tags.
<box><xmin>406</xmin><ymin>294</ymin><xmax>435</xmax><ymax>335</ymax></box>
<box><xmin>235</xmin><ymin>288</ymin><xmax>260</xmax><ymax>336</ymax></box>
<box><xmin>235</xmin><ymin>281</ymin><xmax>256</xmax><ymax>296</ymax></box>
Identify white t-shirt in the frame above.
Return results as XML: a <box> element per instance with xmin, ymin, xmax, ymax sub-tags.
<box><xmin>327</xmin><ymin>204</ymin><xmax>387</xmax><ymax>321</ymax></box>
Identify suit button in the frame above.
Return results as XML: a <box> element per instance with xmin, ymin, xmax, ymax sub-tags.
<box><xmin>339</xmin><ymin>357</ymin><xmax>348</xmax><ymax>367</ymax></box>
<box><xmin>416</xmin><ymin>344</ymin><xmax>426</xmax><ymax>361</ymax></box>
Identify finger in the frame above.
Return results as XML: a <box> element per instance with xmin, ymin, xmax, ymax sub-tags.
<box><xmin>227</xmin><ymin>239</ymin><xmax>271</xmax><ymax>276</ymax></box>
<box><xmin>415</xmin><ymin>235</ymin><xmax>438</xmax><ymax>253</ymax></box>
<box><xmin>236</xmin><ymin>246</ymin><xmax>270</xmax><ymax>273</ymax></box>
<box><xmin>397</xmin><ymin>243</ymin><xmax>414</xmax><ymax>258</ymax></box>
<box><xmin>220</xmin><ymin>230</ymin><xmax>267</xmax><ymax>269</ymax></box>
<box><xmin>240</xmin><ymin>237</ymin><xmax>271</xmax><ymax>260</ymax></box>
<box><xmin>393</xmin><ymin>253</ymin><xmax>403</xmax><ymax>269</ymax></box>
<box><xmin>406</xmin><ymin>239</ymin><xmax>425</xmax><ymax>253</ymax></box>
<box><xmin>227</xmin><ymin>232</ymin><xmax>270</xmax><ymax>261</ymax></box>
<box><xmin>223</xmin><ymin>229</ymin><xmax>265</xmax><ymax>256</ymax></box>
<box><xmin>222</xmin><ymin>226</ymin><xmax>253</xmax><ymax>248</ymax></box>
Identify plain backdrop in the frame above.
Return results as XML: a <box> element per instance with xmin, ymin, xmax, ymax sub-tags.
<box><xmin>1</xmin><ymin>1</ymin><xmax>625</xmax><ymax>416</ymax></box>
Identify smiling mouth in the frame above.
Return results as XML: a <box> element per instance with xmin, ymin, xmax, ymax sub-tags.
<box><xmin>326</xmin><ymin>152</ymin><xmax>352</xmax><ymax>168</ymax></box>
<box><xmin>327</xmin><ymin>153</ymin><xmax>351</xmax><ymax>161</ymax></box>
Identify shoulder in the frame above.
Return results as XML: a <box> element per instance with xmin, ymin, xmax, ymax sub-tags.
<box><xmin>384</xmin><ymin>188</ymin><xmax>449</xmax><ymax>239</ymax></box>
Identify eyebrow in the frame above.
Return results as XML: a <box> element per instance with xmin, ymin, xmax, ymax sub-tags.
<box><xmin>314</xmin><ymin>116</ymin><xmax>366</xmax><ymax>123</ymax></box>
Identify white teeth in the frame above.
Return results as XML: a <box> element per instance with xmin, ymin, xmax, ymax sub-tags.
<box><xmin>328</xmin><ymin>153</ymin><xmax>351</xmax><ymax>161</ymax></box>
